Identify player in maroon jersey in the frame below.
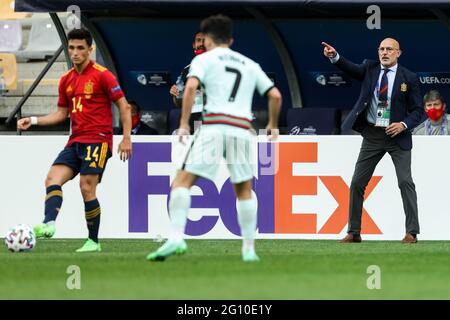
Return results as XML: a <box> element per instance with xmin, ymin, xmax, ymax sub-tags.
<box><xmin>17</xmin><ymin>28</ymin><xmax>132</xmax><ymax>252</ymax></box>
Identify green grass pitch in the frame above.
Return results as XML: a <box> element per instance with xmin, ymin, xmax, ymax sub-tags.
<box><xmin>1</xmin><ymin>239</ymin><xmax>449</xmax><ymax>299</ymax></box>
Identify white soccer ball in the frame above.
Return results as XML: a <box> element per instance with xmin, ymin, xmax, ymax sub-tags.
<box><xmin>4</xmin><ymin>224</ymin><xmax>36</xmax><ymax>252</ymax></box>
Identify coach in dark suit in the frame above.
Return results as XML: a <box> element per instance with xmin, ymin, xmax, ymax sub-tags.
<box><xmin>322</xmin><ymin>38</ymin><xmax>424</xmax><ymax>243</ymax></box>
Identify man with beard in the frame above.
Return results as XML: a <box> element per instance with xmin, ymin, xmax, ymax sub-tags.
<box><xmin>169</xmin><ymin>31</ymin><xmax>206</xmax><ymax>133</ymax></box>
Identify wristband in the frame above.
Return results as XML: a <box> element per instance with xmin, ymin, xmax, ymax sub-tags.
<box><xmin>30</xmin><ymin>116</ymin><xmax>38</xmax><ymax>125</ymax></box>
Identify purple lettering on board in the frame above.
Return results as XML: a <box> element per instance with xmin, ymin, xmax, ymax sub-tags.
<box><xmin>128</xmin><ymin>142</ymin><xmax>276</xmax><ymax>235</ymax></box>
<box><xmin>181</xmin><ymin>178</ymin><xmax>220</xmax><ymax>236</ymax></box>
<box><xmin>255</xmin><ymin>143</ymin><xmax>275</xmax><ymax>233</ymax></box>
<box><xmin>128</xmin><ymin>142</ymin><xmax>171</xmax><ymax>232</ymax></box>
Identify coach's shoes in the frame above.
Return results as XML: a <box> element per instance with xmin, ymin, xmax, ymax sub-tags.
<box><xmin>340</xmin><ymin>233</ymin><xmax>362</xmax><ymax>243</ymax></box>
<box><xmin>401</xmin><ymin>233</ymin><xmax>418</xmax><ymax>244</ymax></box>
<box><xmin>33</xmin><ymin>223</ymin><xmax>55</xmax><ymax>239</ymax></box>
<box><xmin>242</xmin><ymin>249</ymin><xmax>260</xmax><ymax>262</ymax></box>
<box><xmin>76</xmin><ymin>238</ymin><xmax>102</xmax><ymax>253</ymax></box>
<box><xmin>146</xmin><ymin>239</ymin><xmax>187</xmax><ymax>261</ymax></box>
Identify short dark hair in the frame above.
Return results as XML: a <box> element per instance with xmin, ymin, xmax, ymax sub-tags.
<box><xmin>424</xmin><ymin>90</ymin><xmax>445</xmax><ymax>105</ymax></box>
<box><xmin>67</xmin><ymin>28</ymin><xmax>93</xmax><ymax>47</ymax></box>
<box><xmin>193</xmin><ymin>30</ymin><xmax>203</xmax><ymax>42</ymax></box>
<box><xmin>200</xmin><ymin>14</ymin><xmax>233</xmax><ymax>45</ymax></box>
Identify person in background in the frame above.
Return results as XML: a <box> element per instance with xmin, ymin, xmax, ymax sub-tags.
<box><xmin>169</xmin><ymin>31</ymin><xmax>206</xmax><ymax>133</ymax></box>
<box><xmin>114</xmin><ymin>101</ymin><xmax>158</xmax><ymax>135</ymax></box>
<box><xmin>413</xmin><ymin>90</ymin><xmax>450</xmax><ymax>135</ymax></box>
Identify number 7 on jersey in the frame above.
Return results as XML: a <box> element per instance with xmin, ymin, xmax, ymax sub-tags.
<box><xmin>225</xmin><ymin>66</ymin><xmax>242</xmax><ymax>102</ymax></box>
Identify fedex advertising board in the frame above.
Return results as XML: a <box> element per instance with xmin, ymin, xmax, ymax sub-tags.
<box><xmin>1</xmin><ymin>136</ymin><xmax>449</xmax><ymax>240</ymax></box>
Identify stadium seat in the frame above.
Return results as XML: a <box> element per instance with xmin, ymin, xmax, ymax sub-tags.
<box><xmin>287</xmin><ymin>108</ymin><xmax>340</xmax><ymax>135</ymax></box>
<box><xmin>0</xmin><ymin>20</ymin><xmax>22</xmax><ymax>52</ymax></box>
<box><xmin>0</xmin><ymin>53</ymin><xmax>18</xmax><ymax>91</ymax></box>
<box><xmin>0</xmin><ymin>1</ymin><xmax>32</xmax><ymax>20</ymax></box>
<box><xmin>15</xmin><ymin>18</ymin><xmax>63</xmax><ymax>62</ymax></box>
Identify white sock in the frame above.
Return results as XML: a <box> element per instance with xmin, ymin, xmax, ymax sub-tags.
<box><xmin>237</xmin><ymin>197</ymin><xmax>257</xmax><ymax>253</ymax></box>
<box><xmin>169</xmin><ymin>187</ymin><xmax>191</xmax><ymax>242</ymax></box>
<box><xmin>46</xmin><ymin>221</ymin><xmax>55</xmax><ymax>226</ymax></box>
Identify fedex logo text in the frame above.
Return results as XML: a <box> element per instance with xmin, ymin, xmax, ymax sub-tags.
<box><xmin>128</xmin><ymin>142</ymin><xmax>382</xmax><ymax>236</ymax></box>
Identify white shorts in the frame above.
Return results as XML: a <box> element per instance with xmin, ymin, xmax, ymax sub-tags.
<box><xmin>180</xmin><ymin>124</ymin><xmax>257</xmax><ymax>184</ymax></box>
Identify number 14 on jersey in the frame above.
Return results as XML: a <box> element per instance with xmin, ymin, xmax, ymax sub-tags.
<box><xmin>72</xmin><ymin>97</ymin><xmax>83</xmax><ymax>113</ymax></box>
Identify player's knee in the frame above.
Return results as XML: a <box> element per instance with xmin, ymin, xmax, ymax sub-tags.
<box><xmin>236</xmin><ymin>189</ymin><xmax>252</xmax><ymax>200</ymax></box>
<box><xmin>172</xmin><ymin>180</ymin><xmax>189</xmax><ymax>189</ymax></box>
<box><xmin>79</xmin><ymin>179</ymin><xmax>96</xmax><ymax>198</ymax></box>
<box><xmin>234</xmin><ymin>181</ymin><xmax>253</xmax><ymax>200</ymax></box>
<box><xmin>45</xmin><ymin>175</ymin><xmax>57</xmax><ymax>188</ymax></box>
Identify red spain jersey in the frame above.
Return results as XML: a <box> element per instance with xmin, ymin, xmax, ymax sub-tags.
<box><xmin>57</xmin><ymin>60</ymin><xmax>124</xmax><ymax>150</ymax></box>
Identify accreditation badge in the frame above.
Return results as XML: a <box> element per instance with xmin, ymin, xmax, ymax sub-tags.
<box><xmin>192</xmin><ymin>89</ymin><xmax>204</xmax><ymax>113</ymax></box>
<box><xmin>375</xmin><ymin>101</ymin><xmax>390</xmax><ymax>127</ymax></box>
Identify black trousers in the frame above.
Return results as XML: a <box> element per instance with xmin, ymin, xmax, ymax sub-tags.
<box><xmin>348</xmin><ymin>125</ymin><xmax>420</xmax><ymax>235</ymax></box>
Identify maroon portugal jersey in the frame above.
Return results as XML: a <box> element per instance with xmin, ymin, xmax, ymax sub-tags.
<box><xmin>57</xmin><ymin>60</ymin><xmax>124</xmax><ymax>150</ymax></box>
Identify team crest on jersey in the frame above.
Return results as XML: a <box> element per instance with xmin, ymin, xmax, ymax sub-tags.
<box><xmin>84</xmin><ymin>80</ymin><xmax>94</xmax><ymax>99</ymax></box>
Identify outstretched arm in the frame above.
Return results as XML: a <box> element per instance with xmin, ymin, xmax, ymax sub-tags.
<box><xmin>322</xmin><ymin>41</ymin><xmax>366</xmax><ymax>81</ymax></box>
<box><xmin>17</xmin><ymin>107</ymin><xmax>69</xmax><ymax>130</ymax></box>
<box><xmin>322</xmin><ymin>41</ymin><xmax>338</xmax><ymax>59</ymax></box>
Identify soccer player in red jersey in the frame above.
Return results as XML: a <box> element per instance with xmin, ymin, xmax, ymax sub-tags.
<box><xmin>17</xmin><ymin>28</ymin><xmax>132</xmax><ymax>252</ymax></box>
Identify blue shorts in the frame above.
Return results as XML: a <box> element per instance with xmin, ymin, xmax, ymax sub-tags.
<box><xmin>53</xmin><ymin>142</ymin><xmax>111</xmax><ymax>182</ymax></box>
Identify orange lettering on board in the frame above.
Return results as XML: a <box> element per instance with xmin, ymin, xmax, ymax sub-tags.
<box><xmin>274</xmin><ymin>142</ymin><xmax>317</xmax><ymax>233</ymax></box>
<box><xmin>318</xmin><ymin>176</ymin><xmax>382</xmax><ymax>234</ymax></box>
